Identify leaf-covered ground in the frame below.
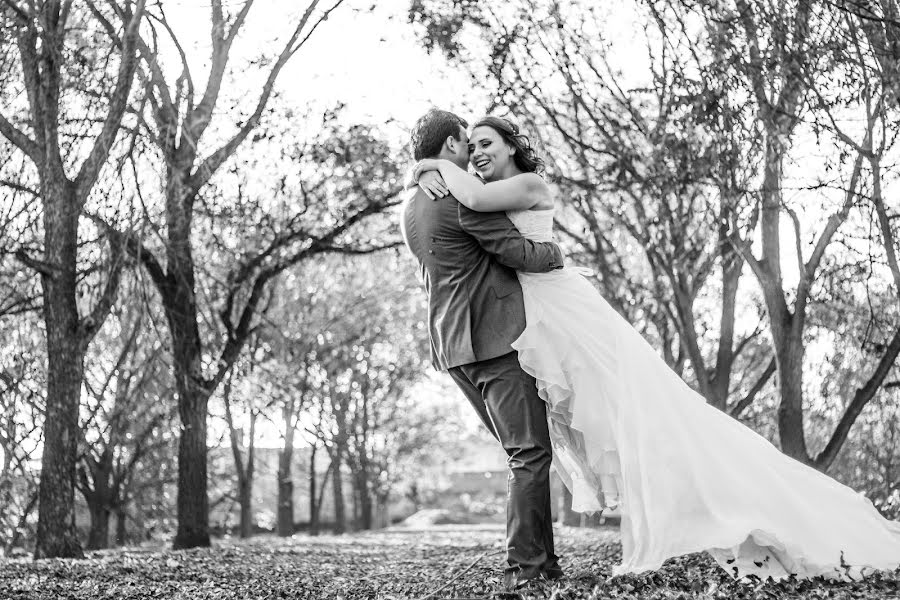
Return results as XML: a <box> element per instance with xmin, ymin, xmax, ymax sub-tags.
<box><xmin>1</xmin><ymin>525</ymin><xmax>898</xmax><ymax>599</ymax></box>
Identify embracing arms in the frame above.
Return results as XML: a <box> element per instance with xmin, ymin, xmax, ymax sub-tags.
<box><xmin>412</xmin><ymin>159</ymin><xmax>551</xmax><ymax>212</ymax></box>
<box><xmin>458</xmin><ymin>205</ymin><xmax>564</xmax><ymax>273</ymax></box>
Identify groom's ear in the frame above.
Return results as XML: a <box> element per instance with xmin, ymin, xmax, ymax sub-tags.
<box><xmin>445</xmin><ymin>135</ymin><xmax>457</xmax><ymax>152</ymax></box>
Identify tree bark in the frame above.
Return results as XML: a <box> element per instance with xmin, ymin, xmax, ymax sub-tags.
<box><xmin>85</xmin><ymin>504</ymin><xmax>110</xmax><ymax>551</ymax></box>
<box><xmin>710</xmin><ymin>239</ymin><xmax>745</xmax><ymax>410</ymax></box>
<box><xmin>758</xmin><ymin>137</ymin><xmax>811</xmax><ymax>462</ymax></box>
<box><xmin>354</xmin><ymin>470</ymin><xmax>373</xmax><ymax>530</ymax></box>
<box><xmin>308</xmin><ymin>444</ymin><xmax>319</xmax><ymax>536</ymax></box>
<box><xmin>115</xmin><ymin>508</ymin><xmax>127</xmax><ymax>547</ymax></box>
<box><xmin>222</xmin><ymin>371</ymin><xmax>256</xmax><ymax>540</ymax></box>
<box><xmin>238</xmin><ymin>478</ymin><xmax>253</xmax><ymax>538</ymax></box>
<box><xmin>240</xmin><ymin>409</ymin><xmax>256</xmax><ymax>539</ymax></box>
<box><xmin>276</xmin><ymin>443</ymin><xmax>294</xmax><ymax>537</ymax></box>
<box><xmin>331</xmin><ymin>452</ymin><xmax>346</xmax><ymax>535</ymax></box>
<box><xmin>774</xmin><ymin>335</ymin><xmax>810</xmax><ymax>461</ymax></box>
<box><xmin>79</xmin><ymin>456</ymin><xmax>115</xmax><ymax>551</ymax></box>
<box><xmin>374</xmin><ymin>493</ymin><xmax>390</xmax><ymax>529</ymax></box>
<box><xmin>34</xmin><ymin>182</ymin><xmax>86</xmax><ymax>560</ymax></box>
<box><xmin>173</xmin><ymin>386</ymin><xmax>210</xmax><ymax>549</ymax></box>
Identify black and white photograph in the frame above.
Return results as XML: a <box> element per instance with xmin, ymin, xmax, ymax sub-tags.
<box><xmin>1</xmin><ymin>1</ymin><xmax>900</xmax><ymax>598</ymax></box>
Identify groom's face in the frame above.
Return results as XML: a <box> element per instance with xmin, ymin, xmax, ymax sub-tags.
<box><xmin>452</xmin><ymin>125</ymin><xmax>470</xmax><ymax>169</ymax></box>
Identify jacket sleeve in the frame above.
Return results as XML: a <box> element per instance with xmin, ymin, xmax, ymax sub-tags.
<box><xmin>458</xmin><ymin>204</ymin><xmax>564</xmax><ymax>273</ymax></box>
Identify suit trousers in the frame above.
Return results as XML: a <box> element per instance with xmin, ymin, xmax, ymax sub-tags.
<box><xmin>448</xmin><ymin>351</ymin><xmax>559</xmax><ymax>579</ymax></box>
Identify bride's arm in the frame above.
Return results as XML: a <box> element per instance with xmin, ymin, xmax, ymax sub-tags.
<box><xmin>414</xmin><ymin>159</ymin><xmax>548</xmax><ymax>212</ymax></box>
<box><xmin>403</xmin><ymin>164</ymin><xmax>449</xmax><ymax>199</ymax></box>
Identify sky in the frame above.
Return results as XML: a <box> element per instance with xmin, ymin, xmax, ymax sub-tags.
<box><xmin>163</xmin><ymin>0</ymin><xmax>478</xmax><ymax>146</ymax></box>
<box><xmin>160</xmin><ymin>1</ymin><xmax>652</xmax><ymax>140</ymax></box>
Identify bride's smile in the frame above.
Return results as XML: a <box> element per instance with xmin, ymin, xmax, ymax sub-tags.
<box><xmin>469</xmin><ymin>125</ymin><xmax>516</xmax><ymax>181</ymax></box>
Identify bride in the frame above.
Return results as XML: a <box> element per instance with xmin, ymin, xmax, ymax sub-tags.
<box><xmin>411</xmin><ymin>115</ymin><xmax>900</xmax><ymax>580</ymax></box>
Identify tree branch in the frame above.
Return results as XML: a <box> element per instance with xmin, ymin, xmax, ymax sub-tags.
<box><xmin>187</xmin><ymin>0</ymin><xmax>346</xmax><ymax>197</ymax></box>
<box><xmin>804</xmin><ymin>145</ymin><xmax>866</xmax><ymax>281</ymax></box>
<box><xmin>0</xmin><ymin>112</ymin><xmax>41</xmax><ymax>163</ymax></box>
<box><xmin>85</xmin><ymin>213</ymin><xmax>168</xmax><ymax>292</ymax></box>
<box><xmin>74</xmin><ymin>0</ymin><xmax>147</xmax><ymax>203</ymax></box>
<box><xmin>729</xmin><ymin>357</ymin><xmax>776</xmax><ymax>418</ymax></box>
<box><xmin>78</xmin><ymin>229</ymin><xmax>126</xmax><ymax>349</ymax></box>
<box><xmin>814</xmin><ymin>325</ymin><xmax>900</xmax><ymax>470</ymax></box>
<box><xmin>178</xmin><ymin>0</ymin><xmax>254</xmax><ymax>151</ymax></box>
<box><xmin>14</xmin><ymin>248</ymin><xmax>58</xmax><ymax>278</ymax></box>
<box><xmin>1</xmin><ymin>0</ymin><xmax>29</xmax><ymax>22</ymax></box>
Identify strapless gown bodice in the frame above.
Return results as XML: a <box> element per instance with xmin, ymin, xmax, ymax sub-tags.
<box><xmin>506</xmin><ymin>208</ymin><xmax>554</xmax><ymax>242</ymax></box>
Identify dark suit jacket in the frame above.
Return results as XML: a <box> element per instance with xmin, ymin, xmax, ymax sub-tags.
<box><xmin>401</xmin><ymin>188</ymin><xmax>564</xmax><ymax>371</ymax></box>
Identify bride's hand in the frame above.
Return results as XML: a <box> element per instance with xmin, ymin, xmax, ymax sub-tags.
<box><xmin>412</xmin><ymin>158</ymin><xmax>442</xmax><ymax>183</ymax></box>
<box><xmin>418</xmin><ymin>171</ymin><xmax>448</xmax><ymax>200</ymax></box>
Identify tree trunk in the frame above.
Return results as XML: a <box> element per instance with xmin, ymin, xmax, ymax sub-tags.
<box><xmin>85</xmin><ymin>504</ymin><xmax>110</xmax><ymax>551</ymax></box>
<box><xmin>115</xmin><ymin>508</ymin><xmax>127</xmax><ymax>547</ymax></box>
<box><xmin>238</xmin><ymin>478</ymin><xmax>253</xmax><ymax>538</ymax></box>
<box><xmin>226</xmin><ymin>392</ymin><xmax>256</xmax><ymax>540</ymax></box>
<box><xmin>672</xmin><ymin>282</ymin><xmax>714</xmax><ymax>402</ymax></box>
<box><xmin>173</xmin><ymin>385</ymin><xmax>210</xmax><ymax>549</ymax></box>
<box><xmin>558</xmin><ymin>486</ymin><xmax>580</xmax><ymax>526</ymax></box>
<box><xmin>775</xmin><ymin>336</ymin><xmax>810</xmax><ymax>462</ymax></box>
<box><xmin>276</xmin><ymin>445</ymin><xmax>294</xmax><ymax>537</ymax></box>
<box><xmin>331</xmin><ymin>452</ymin><xmax>346</xmax><ymax>535</ymax></box>
<box><xmin>239</xmin><ymin>407</ymin><xmax>256</xmax><ymax>539</ymax></box>
<box><xmin>374</xmin><ymin>494</ymin><xmax>390</xmax><ymax>529</ymax></box>
<box><xmin>79</xmin><ymin>452</ymin><xmax>115</xmax><ymax>552</ymax></box>
<box><xmin>34</xmin><ymin>183</ymin><xmax>86</xmax><ymax>560</ymax></box>
<box><xmin>354</xmin><ymin>470</ymin><xmax>373</xmax><ymax>531</ymax></box>
<box><xmin>308</xmin><ymin>444</ymin><xmax>319</xmax><ymax>536</ymax></box>
<box><xmin>6</xmin><ymin>491</ymin><xmax>38</xmax><ymax>555</ymax></box>
<box><xmin>757</xmin><ymin>124</ymin><xmax>810</xmax><ymax>464</ymax></box>
<box><xmin>162</xmin><ymin>162</ymin><xmax>213</xmax><ymax>550</ymax></box>
<box><xmin>710</xmin><ymin>243</ymin><xmax>744</xmax><ymax>410</ymax></box>
<box><xmin>351</xmin><ymin>478</ymin><xmax>360</xmax><ymax>531</ymax></box>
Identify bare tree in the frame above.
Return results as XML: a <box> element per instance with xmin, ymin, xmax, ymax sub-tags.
<box><xmin>77</xmin><ymin>303</ymin><xmax>170</xmax><ymax>549</ymax></box>
<box><xmin>220</xmin><ymin>336</ymin><xmax>277</xmax><ymax>539</ymax></box>
<box><xmin>89</xmin><ymin>0</ymin><xmax>410</xmax><ymax>548</ymax></box>
<box><xmin>0</xmin><ymin>0</ymin><xmax>146</xmax><ymax>558</ymax></box>
<box><xmin>257</xmin><ymin>326</ymin><xmax>319</xmax><ymax>537</ymax></box>
<box><xmin>716</xmin><ymin>0</ymin><xmax>900</xmax><ymax>467</ymax></box>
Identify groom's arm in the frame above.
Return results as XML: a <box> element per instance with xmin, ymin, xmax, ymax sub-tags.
<box><xmin>458</xmin><ymin>204</ymin><xmax>564</xmax><ymax>273</ymax></box>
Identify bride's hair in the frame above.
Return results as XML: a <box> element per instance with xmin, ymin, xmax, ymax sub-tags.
<box><xmin>473</xmin><ymin>116</ymin><xmax>545</xmax><ymax>175</ymax></box>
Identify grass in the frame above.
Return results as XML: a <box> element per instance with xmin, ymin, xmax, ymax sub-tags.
<box><xmin>0</xmin><ymin>525</ymin><xmax>897</xmax><ymax>599</ymax></box>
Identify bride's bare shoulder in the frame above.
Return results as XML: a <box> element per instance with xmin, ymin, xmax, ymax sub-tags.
<box><xmin>511</xmin><ymin>173</ymin><xmax>553</xmax><ymax>210</ymax></box>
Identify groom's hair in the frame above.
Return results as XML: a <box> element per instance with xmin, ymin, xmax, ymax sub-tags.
<box><xmin>410</xmin><ymin>109</ymin><xmax>468</xmax><ymax>160</ymax></box>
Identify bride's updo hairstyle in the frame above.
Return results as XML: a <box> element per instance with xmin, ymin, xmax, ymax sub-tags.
<box><xmin>473</xmin><ymin>116</ymin><xmax>545</xmax><ymax>175</ymax></box>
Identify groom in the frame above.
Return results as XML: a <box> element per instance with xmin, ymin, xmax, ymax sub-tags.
<box><xmin>400</xmin><ymin>109</ymin><xmax>566</xmax><ymax>589</ymax></box>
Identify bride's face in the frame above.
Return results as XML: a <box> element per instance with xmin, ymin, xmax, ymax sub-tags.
<box><xmin>468</xmin><ymin>125</ymin><xmax>514</xmax><ymax>182</ymax></box>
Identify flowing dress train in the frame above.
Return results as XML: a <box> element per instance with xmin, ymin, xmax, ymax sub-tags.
<box><xmin>505</xmin><ymin>208</ymin><xmax>900</xmax><ymax>580</ymax></box>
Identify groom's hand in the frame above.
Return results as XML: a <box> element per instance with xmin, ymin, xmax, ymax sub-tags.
<box><xmin>419</xmin><ymin>171</ymin><xmax>449</xmax><ymax>200</ymax></box>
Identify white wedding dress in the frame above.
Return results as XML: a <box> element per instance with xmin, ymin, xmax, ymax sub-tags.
<box><xmin>506</xmin><ymin>208</ymin><xmax>900</xmax><ymax>580</ymax></box>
